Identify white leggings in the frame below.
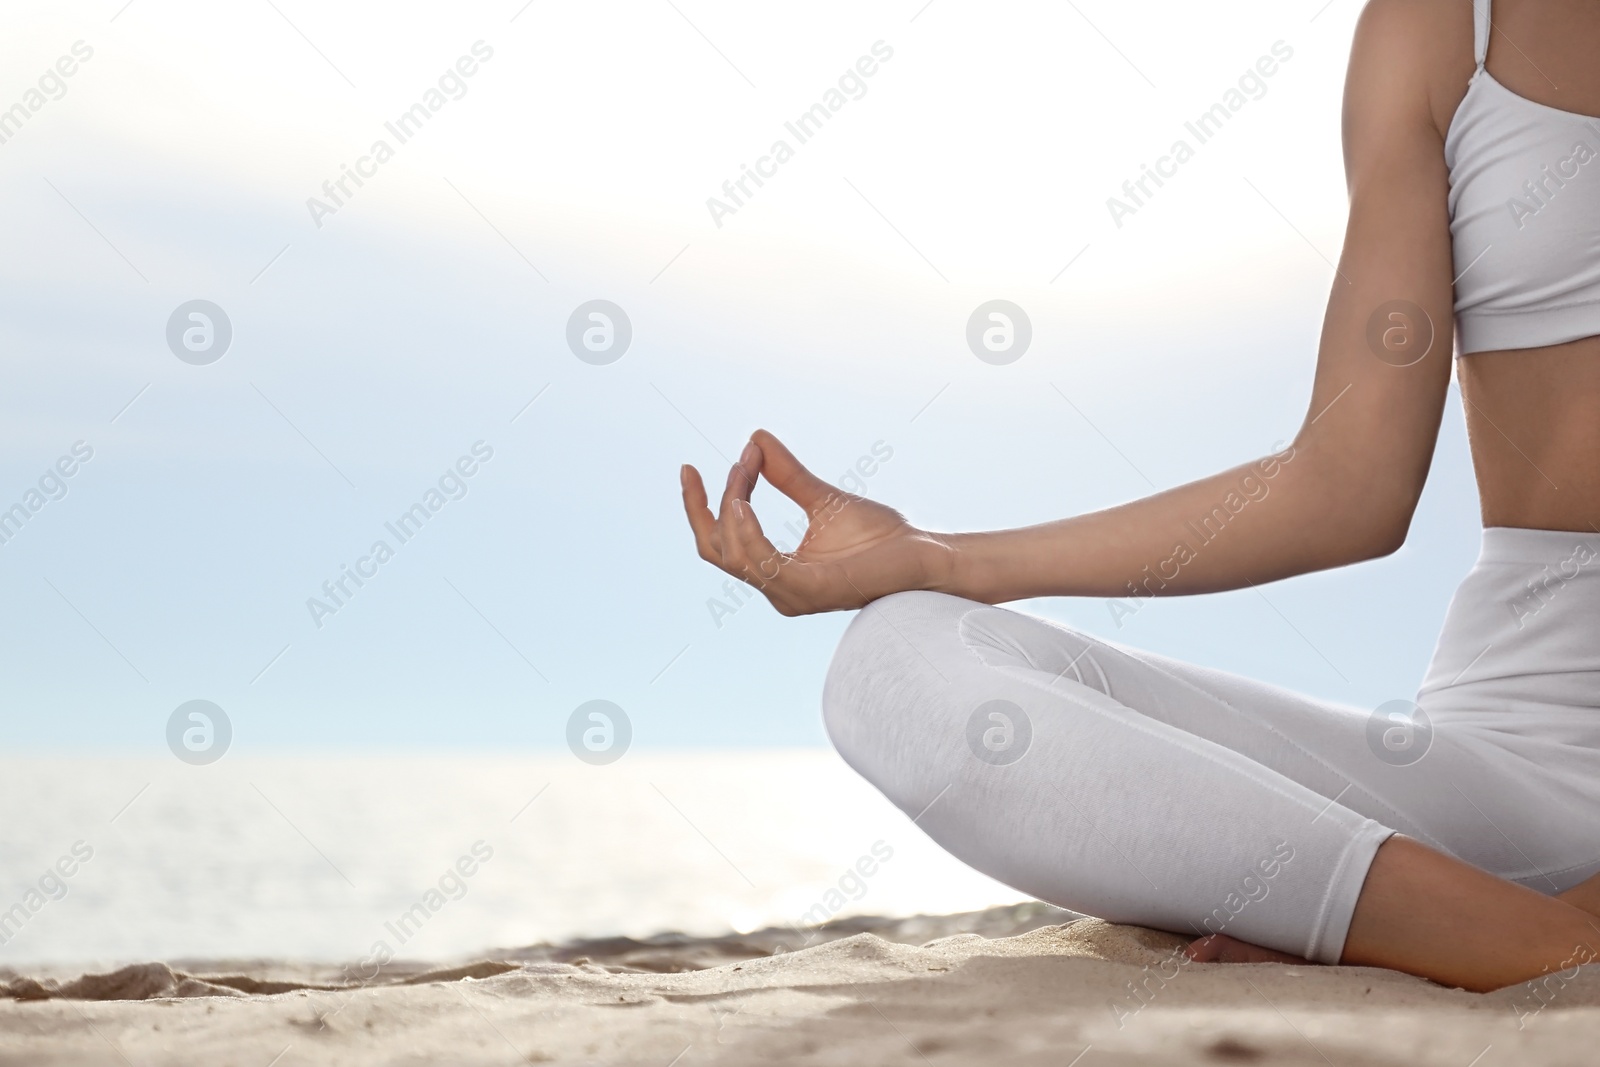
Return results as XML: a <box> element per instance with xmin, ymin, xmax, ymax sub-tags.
<box><xmin>822</xmin><ymin>527</ymin><xmax>1600</xmax><ymax>963</ymax></box>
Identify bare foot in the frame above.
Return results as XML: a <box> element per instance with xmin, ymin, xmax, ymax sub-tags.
<box><xmin>1185</xmin><ymin>934</ymin><xmax>1314</xmax><ymax>965</ymax></box>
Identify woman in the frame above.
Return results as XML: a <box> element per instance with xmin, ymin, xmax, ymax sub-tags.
<box><xmin>681</xmin><ymin>0</ymin><xmax>1600</xmax><ymax>993</ymax></box>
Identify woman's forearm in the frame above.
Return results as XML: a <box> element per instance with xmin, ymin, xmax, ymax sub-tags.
<box><xmin>925</xmin><ymin>438</ymin><xmax>1410</xmax><ymax>605</ymax></box>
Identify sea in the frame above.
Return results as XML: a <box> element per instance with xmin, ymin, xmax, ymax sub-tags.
<box><xmin>0</xmin><ymin>751</ymin><xmax>1026</xmax><ymax>969</ymax></box>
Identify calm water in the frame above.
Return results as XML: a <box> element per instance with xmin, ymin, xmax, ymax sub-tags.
<box><xmin>0</xmin><ymin>752</ymin><xmax>1025</xmax><ymax>968</ymax></box>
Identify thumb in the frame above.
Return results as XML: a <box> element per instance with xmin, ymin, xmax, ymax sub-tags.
<box><xmin>749</xmin><ymin>429</ymin><xmax>838</xmax><ymax>514</ymax></box>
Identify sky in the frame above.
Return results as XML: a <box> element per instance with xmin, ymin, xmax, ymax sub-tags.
<box><xmin>0</xmin><ymin>0</ymin><xmax>1489</xmax><ymax>754</ymax></box>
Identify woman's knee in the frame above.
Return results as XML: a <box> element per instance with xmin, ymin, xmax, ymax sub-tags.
<box><xmin>820</xmin><ymin>591</ymin><xmax>976</xmax><ymax>771</ymax></box>
<box><xmin>825</xmin><ymin>591</ymin><xmax>972</xmax><ymax>675</ymax></box>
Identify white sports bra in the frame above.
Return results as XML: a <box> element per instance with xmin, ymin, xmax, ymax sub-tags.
<box><xmin>1444</xmin><ymin>0</ymin><xmax>1600</xmax><ymax>354</ymax></box>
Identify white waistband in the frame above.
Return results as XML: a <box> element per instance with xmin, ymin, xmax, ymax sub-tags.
<box><xmin>1477</xmin><ymin>526</ymin><xmax>1600</xmax><ymax>566</ymax></box>
<box><xmin>1418</xmin><ymin>525</ymin><xmax>1600</xmax><ymax>724</ymax></box>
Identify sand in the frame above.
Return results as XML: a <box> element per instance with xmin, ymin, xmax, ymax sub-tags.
<box><xmin>5</xmin><ymin>904</ymin><xmax>1600</xmax><ymax>1066</ymax></box>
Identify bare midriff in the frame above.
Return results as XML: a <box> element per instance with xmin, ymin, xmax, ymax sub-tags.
<box><xmin>1458</xmin><ymin>333</ymin><xmax>1600</xmax><ymax>531</ymax></box>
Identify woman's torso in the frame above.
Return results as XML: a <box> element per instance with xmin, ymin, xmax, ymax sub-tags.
<box><xmin>1434</xmin><ymin>0</ymin><xmax>1600</xmax><ymax>531</ymax></box>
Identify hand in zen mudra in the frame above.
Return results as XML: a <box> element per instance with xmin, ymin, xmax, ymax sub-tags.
<box><xmin>680</xmin><ymin>430</ymin><xmax>949</xmax><ymax>615</ymax></box>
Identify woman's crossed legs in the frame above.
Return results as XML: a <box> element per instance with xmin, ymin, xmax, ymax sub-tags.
<box><xmin>822</xmin><ymin>591</ymin><xmax>1600</xmax><ymax>990</ymax></box>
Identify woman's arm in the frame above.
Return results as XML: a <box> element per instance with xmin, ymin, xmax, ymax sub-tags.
<box><xmin>939</xmin><ymin>0</ymin><xmax>1465</xmax><ymax>604</ymax></box>
<box><xmin>683</xmin><ymin>0</ymin><xmax>1462</xmax><ymax>613</ymax></box>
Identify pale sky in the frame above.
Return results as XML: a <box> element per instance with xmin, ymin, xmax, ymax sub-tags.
<box><xmin>0</xmin><ymin>0</ymin><xmax>1490</xmax><ymax>752</ymax></box>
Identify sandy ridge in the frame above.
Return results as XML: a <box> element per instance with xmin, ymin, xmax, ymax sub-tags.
<box><xmin>6</xmin><ymin>913</ymin><xmax>1600</xmax><ymax>1065</ymax></box>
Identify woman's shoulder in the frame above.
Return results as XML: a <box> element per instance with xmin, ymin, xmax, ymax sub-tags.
<box><xmin>1354</xmin><ymin>0</ymin><xmax>1471</xmax><ymax>41</ymax></box>
<box><xmin>1348</xmin><ymin>0</ymin><xmax>1477</xmax><ymax>140</ymax></box>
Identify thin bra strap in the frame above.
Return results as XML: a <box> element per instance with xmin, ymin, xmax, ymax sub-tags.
<box><xmin>1472</xmin><ymin>0</ymin><xmax>1491</xmax><ymax>69</ymax></box>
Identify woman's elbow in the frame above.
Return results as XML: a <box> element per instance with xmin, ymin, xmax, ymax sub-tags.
<box><xmin>1293</xmin><ymin>440</ymin><xmax>1425</xmax><ymax>565</ymax></box>
<box><xmin>1336</xmin><ymin>494</ymin><xmax>1417</xmax><ymax>563</ymax></box>
<box><xmin>1360</xmin><ymin>518</ymin><xmax>1412</xmax><ymax>560</ymax></box>
<box><xmin>1290</xmin><ymin>473</ymin><xmax>1418</xmax><ymax>567</ymax></box>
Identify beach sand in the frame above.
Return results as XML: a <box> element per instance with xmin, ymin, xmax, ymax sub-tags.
<box><xmin>4</xmin><ymin>903</ymin><xmax>1598</xmax><ymax>1065</ymax></box>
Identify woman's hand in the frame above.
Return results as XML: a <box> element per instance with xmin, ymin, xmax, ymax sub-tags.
<box><xmin>680</xmin><ymin>430</ymin><xmax>951</xmax><ymax>615</ymax></box>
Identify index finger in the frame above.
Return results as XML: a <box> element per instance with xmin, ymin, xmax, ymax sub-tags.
<box><xmin>718</xmin><ymin>439</ymin><xmax>761</xmax><ymax>522</ymax></box>
<box><xmin>680</xmin><ymin>464</ymin><xmax>721</xmax><ymax>562</ymax></box>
